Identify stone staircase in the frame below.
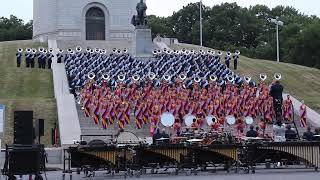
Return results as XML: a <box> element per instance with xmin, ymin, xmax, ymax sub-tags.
<box><xmin>76</xmin><ymin>105</ymin><xmax>150</xmax><ymax>142</ymax></box>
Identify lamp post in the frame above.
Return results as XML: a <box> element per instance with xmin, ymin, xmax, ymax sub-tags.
<box><xmin>200</xmin><ymin>0</ymin><xmax>203</xmax><ymax>47</ymax></box>
<box><xmin>267</xmin><ymin>17</ymin><xmax>284</xmax><ymax>63</ymax></box>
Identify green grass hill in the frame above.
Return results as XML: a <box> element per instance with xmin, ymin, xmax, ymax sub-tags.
<box><xmin>0</xmin><ymin>40</ymin><xmax>57</xmax><ymax>147</ymax></box>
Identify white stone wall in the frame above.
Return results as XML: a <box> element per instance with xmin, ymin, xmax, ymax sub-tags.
<box><xmin>33</xmin><ymin>0</ymin><xmax>140</xmax><ymax>41</ymax></box>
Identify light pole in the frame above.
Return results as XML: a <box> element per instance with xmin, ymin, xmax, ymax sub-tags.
<box><xmin>200</xmin><ymin>0</ymin><xmax>203</xmax><ymax>47</ymax></box>
<box><xmin>267</xmin><ymin>17</ymin><xmax>284</xmax><ymax>63</ymax></box>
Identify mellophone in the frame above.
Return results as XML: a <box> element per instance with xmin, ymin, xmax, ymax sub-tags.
<box><xmin>63</xmin><ymin>140</ymin><xmax>320</xmax><ymax>178</ymax></box>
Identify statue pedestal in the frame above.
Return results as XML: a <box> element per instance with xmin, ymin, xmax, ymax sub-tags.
<box><xmin>134</xmin><ymin>28</ymin><xmax>153</xmax><ymax>58</ymax></box>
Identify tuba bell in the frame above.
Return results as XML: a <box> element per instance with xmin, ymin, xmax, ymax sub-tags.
<box><xmin>179</xmin><ymin>74</ymin><xmax>187</xmax><ymax>81</ymax></box>
<box><xmin>76</xmin><ymin>46</ymin><xmax>82</xmax><ymax>52</ymax></box>
<box><xmin>17</xmin><ymin>48</ymin><xmax>23</xmax><ymax>53</ymax></box>
<box><xmin>26</xmin><ymin>48</ymin><xmax>31</xmax><ymax>53</ymax></box>
<box><xmin>58</xmin><ymin>49</ymin><xmax>64</xmax><ymax>53</ymax></box>
<box><xmin>67</xmin><ymin>48</ymin><xmax>73</xmax><ymax>53</ymax></box>
<box><xmin>102</xmin><ymin>74</ymin><xmax>110</xmax><ymax>81</ymax></box>
<box><xmin>274</xmin><ymin>73</ymin><xmax>282</xmax><ymax>81</ymax></box>
<box><xmin>118</xmin><ymin>74</ymin><xmax>126</xmax><ymax>82</ymax></box>
<box><xmin>117</xmin><ymin>49</ymin><xmax>122</xmax><ymax>54</ymax></box>
<box><xmin>218</xmin><ymin>51</ymin><xmax>223</xmax><ymax>56</ymax></box>
<box><xmin>132</xmin><ymin>74</ymin><xmax>140</xmax><ymax>81</ymax></box>
<box><xmin>38</xmin><ymin>47</ymin><xmax>44</xmax><ymax>53</ymax></box>
<box><xmin>244</xmin><ymin>75</ymin><xmax>252</xmax><ymax>84</ymax></box>
<box><xmin>148</xmin><ymin>72</ymin><xmax>156</xmax><ymax>80</ymax></box>
<box><xmin>235</xmin><ymin>50</ymin><xmax>241</xmax><ymax>55</ymax></box>
<box><xmin>153</xmin><ymin>49</ymin><xmax>158</xmax><ymax>55</ymax></box>
<box><xmin>194</xmin><ymin>76</ymin><xmax>202</xmax><ymax>83</ymax></box>
<box><xmin>32</xmin><ymin>48</ymin><xmax>37</xmax><ymax>54</ymax></box>
<box><xmin>209</xmin><ymin>74</ymin><xmax>217</xmax><ymax>82</ymax></box>
<box><xmin>88</xmin><ymin>72</ymin><xmax>96</xmax><ymax>80</ymax></box>
<box><xmin>49</xmin><ymin>48</ymin><xmax>53</xmax><ymax>53</ymax></box>
<box><xmin>164</xmin><ymin>75</ymin><xmax>171</xmax><ymax>82</ymax></box>
<box><xmin>86</xmin><ymin>48</ymin><xmax>91</xmax><ymax>53</ymax></box>
<box><xmin>95</xmin><ymin>48</ymin><xmax>100</xmax><ymax>53</ymax></box>
<box><xmin>259</xmin><ymin>74</ymin><xmax>267</xmax><ymax>81</ymax></box>
<box><xmin>227</xmin><ymin>75</ymin><xmax>235</xmax><ymax>83</ymax></box>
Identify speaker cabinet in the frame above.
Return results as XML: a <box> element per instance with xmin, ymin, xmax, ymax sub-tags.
<box><xmin>14</xmin><ymin>111</ymin><xmax>33</xmax><ymax>145</ymax></box>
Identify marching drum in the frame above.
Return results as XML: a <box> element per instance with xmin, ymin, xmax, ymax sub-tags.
<box><xmin>160</xmin><ymin>112</ymin><xmax>175</xmax><ymax>127</ymax></box>
<box><xmin>206</xmin><ymin>115</ymin><xmax>217</xmax><ymax>126</ymax></box>
<box><xmin>245</xmin><ymin>116</ymin><xmax>254</xmax><ymax>125</ymax></box>
<box><xmin>226</xmin><ymin>115</ymin><xmax>236</xmax><ymax>125</ymax></box>
<box><xmin>184</xmin><ymin>114</ymin><xmax>196</xmax><ymax>127</ymax></box>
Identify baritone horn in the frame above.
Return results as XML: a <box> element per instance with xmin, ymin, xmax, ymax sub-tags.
<box><xmin>209</xmin><ymin>74</ymin><xmax>217</xmax><ymax>82</ymax></box>
<box><xmin>88</xmin><ymin>72</ymin><xmax>95</xmax><ymax>80</ymax></box>
<box><xmin>179</xmin><ymin>74</ymin><xmax>187</xmax><ymax>81</ymax></box>
<box><xmin>274</xmin><ymin>73</ymin><xmax>282</xmax><ymax>81</ymax></box>
<box><xmin>259</xmin><ymin>74</ymin><xmax>267</xmax><ymax>81</ymax></box>
<box><xmin>244</xmin><ymin>75</ymin><xmax>252</xmax><ymax>84</ymax></box>
<box><xmin>148</xmin><ymin>72</ymin><xmax>156</xmax><ymax>80</ymax></box>
<box><xmin>132</xmin><ymin>74</ymin><xmax>140</xmax><ymax>81</ymax></box>
<box><xmin>102</xmin><ymin>74</ymin><xmax>110</xmax><ymax>81</ymax></box>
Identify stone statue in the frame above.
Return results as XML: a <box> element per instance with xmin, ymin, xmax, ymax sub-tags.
<box><xmin>131</xmin><ymin>0</ymin><xmax>148</xmax><ymax>28</ymax></box>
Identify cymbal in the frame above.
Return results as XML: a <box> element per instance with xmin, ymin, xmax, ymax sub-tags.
<box><xmin>187</xmin><ymin>139</ymin><xmax>203</xmax><ymax>142</ymax></box>
<box><xmin>156</xmin><ymin>137</ymin><xmax>170</xmax><ymax>141</ymax></box>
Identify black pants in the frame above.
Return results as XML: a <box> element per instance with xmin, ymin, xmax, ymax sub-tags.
<box><xmin>26</xmin><ymin>60</ymin><xmax>30</xmax><ymax>67</ymax></box>
<box><xmin>38</xmin><ymin>59</ymin><xmax>42</xmax><ymax>68</ymax></box>
<box><xmin>226</xmin><ymin>61</ymin><xmax>230</xmax><ymax>68</ymax></box>
<box><xmin>57</xmin><ymin>58</ymin><xmax>61</xmax><ymax>63</ymax></box>
<box><xmin>48</xmin><ymin>60</ymin><xmax>52</xmax><ymax>69</ymax></box>
<box><xmin>273</xmin><ymin>98</ymin><xmax>283</xmax><ymax>120</ymax></box>
<box><xmin>30</xmin><ymin>59</ymin><xmax>35</xmax><ymax>68</ymax></box>
<box><xmin>42</xmin><ymin>61</ymin><xmax>46</xmax><ymax>69</ymax></box>
<box><xmin>17</xmin><ymin>60</ymin><xmax>21</xmax><ymax>67</ymax></box>
<box><xmin>234</xmin><ymin>61</ymin><xmax>238</xmax><ymax>70</ymax></box>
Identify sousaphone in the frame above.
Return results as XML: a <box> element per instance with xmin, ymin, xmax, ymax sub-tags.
<box><xmin>160</xmin><ymin>112</ymin><xmax>175</xmax><ymax>127</ymax></box>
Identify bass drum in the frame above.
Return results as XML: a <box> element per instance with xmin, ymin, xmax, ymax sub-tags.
<box><xmin>184</xmin><ymin>114</ymin><xmax>196</xmax><ymax>127</ymax></box>
<box><xmin>226</xmin><ymin>115</ymin><xmax>236</xmax><ymax>125</ymax></box>
<box><xmin>160</xmin><ymin>112</ymin><xmax>175</xmax><ymax>127</ymax></box>
<box><xmin>117</xmin><ymin>131</ymin><xmax>140</xmax><ymax>145</ymax></box>
<box><xmin>245</xmin><ymin>116</ymin><xmax>254</xmax><ymax>125</ymax></box>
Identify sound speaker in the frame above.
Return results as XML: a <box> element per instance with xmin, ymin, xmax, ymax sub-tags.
<box><xmin>35</xmin><ymin>119</ymin><xmax>44</xmax><ymax>137</ymax></box>
<box><xmin>14</xmin><ymin>111</ymin><xmax>34</xmax><ymax>144</ymax></box>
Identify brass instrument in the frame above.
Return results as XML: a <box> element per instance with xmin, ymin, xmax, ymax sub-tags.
<box><xmin>76</xmin><ymin>46</ymin><xmax>82</xmax><ymax>52</ymax></box>
<box><xmin>259</xmin><ymin>74</ymin><xmax>267</xmax><ymax>81</ymax></box>
<box><xmin>274</xmin><ymin>73</ymin><xmax>282</xmax><ymax>81</ymax></box>
<box><xmin>88</xmin><ymin>72</ymin><xmax>96</xmax><ymax>80</ymax></box>
<box><xmin>118</xmin><ymin>74</ymin><xmax>126</xmax><ymax>82</ymax></box>
<box><xmin>244</xmin><ymin>75</ymin><xmax>251</xmax><ymax>84</ymax></box>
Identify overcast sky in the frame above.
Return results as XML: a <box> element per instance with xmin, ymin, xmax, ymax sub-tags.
<box><xmin>0</xmin><ymin>0</ymin><xmax>319</xmax><ymax>23</ymax></box>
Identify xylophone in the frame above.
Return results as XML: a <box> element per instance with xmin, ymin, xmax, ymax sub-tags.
<box><xmin>62</xmin><ymin>141</ymin><xmax>320</xmax><ymax>179</ymax></box>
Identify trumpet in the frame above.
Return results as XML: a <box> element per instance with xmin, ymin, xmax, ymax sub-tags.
<box><xmin>259</xmin><ymin>74</ymin><xmax>267</xmax><ymax>81</ymax></box>
<box><xmin>102</xmin><ymin>74</ymin><xmax>110</xmax><ymax>81</ymax></box>
<box><xmin>179</xmin><ymin>74</ymin><xmax>187</xmax><ymax>81</ymax></box>
<box><xmin>118</xmin><ymin>74</ymin><xmax>126</xmax><ymax>82</ymax></box>
<box><xmin>148</xmin><ymin>72</ymin><xmax>156</xmax><ymax>80</ymax></box>
<box><xmin>164</xmin><ymin>75</ymin><xmax>171</xmax><ymax>82</ymax></box>
<box><xmin>209</xmin><ymin>74</ymin><xmax>217</xmax><ymax>82</ymax></box>
<box><xmin>274</xmin><ymin>73</ymin><xmax>282</xmax><ymax>81</ymax></box>
<box><xmin>132</xmin><ymin>74</ymin><xmax>140</xmax><ymax>81</ymax></box>
<box><xmin>194</xmin><ymin>76</ymin><xmax>202</xmax><ymax>83</ymax></box>
<box><xmin>88</xmin><ymin>72</ymin><xmax>95</xmax><ymax>80</ymax></box>
<box><xmin>17</xmin><ymin>48</ymin><xmax>23</xmax><ymax>53</ymax></box>
<box><xmin>76</xmin><ymin>46</ymin><xmax>82</xmax><ymax>52</ymax></box>
<box><xmin>244</xmin><ymin>75</ymin><xmax>251</xmax><ymax>83</ymax></box>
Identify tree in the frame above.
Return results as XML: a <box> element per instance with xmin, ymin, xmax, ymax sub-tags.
<box><xmin>0</xmin><ymin>15</ymin><xmax>32</xmax><ymax>41</ymax></box>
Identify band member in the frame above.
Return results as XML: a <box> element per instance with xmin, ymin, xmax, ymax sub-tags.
<box><xmin>25</xmin><ymin>48</ymin><xmax>31</xmax><ymax>67</ymax></box>
<box><xmin>30</xmin><ymin>50</ymin><xmax>35</xmax><ymax>68</ymax></box>
<box><xmin>233</xmin><ymin>53</ymin><xmax>239</xmax><ymax>70</ymax></box>
<box><xmin>16</xmin><ymin>48</ymin><xmax>22</xmax><ymax>67</ymax></box>
<box><xmin>224</xmin><ymin>53</ymin><xmax>231</xmax><ymax>68</ymax></box>
<box><xmin>299</xmin><ymin>100</ymin><xmax>307</xmax><ymax>128</ymax></box>
<box><xmin>47</xmin><ymin>52</ymin><xmax>54</xmax><ymax>69</ymax></box>
<box><xmin>270</xmin><ymin>80</ymin><xmax>284</xmax><ymax>119</ymax></box>
<box><xmin>57</xmin><ymin>50</ymin><xmax>63</xmax><ymax>63</ymax></box>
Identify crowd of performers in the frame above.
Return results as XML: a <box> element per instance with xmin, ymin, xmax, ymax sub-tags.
<box><xmin>16</xmin><ymin>47</ymin><xmax>54</xmax><ymax>69</ymax></box>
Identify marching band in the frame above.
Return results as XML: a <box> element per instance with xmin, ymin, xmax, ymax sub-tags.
<box><xmin>15</xmin><ymin>47</ymin><xmax>56</xmax><ymax>69</ymax></box>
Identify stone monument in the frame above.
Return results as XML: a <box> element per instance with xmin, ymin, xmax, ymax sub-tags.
<box><xmin>131</xmin><ymin>0</ymin><xmax>153</xmax><ymax>57</ymax></box>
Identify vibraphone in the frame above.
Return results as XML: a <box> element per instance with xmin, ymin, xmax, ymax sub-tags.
<box><xmin>62</xmin><ymin>142</ymin><xmax>320</xmax><ymax>179</ymax></box>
